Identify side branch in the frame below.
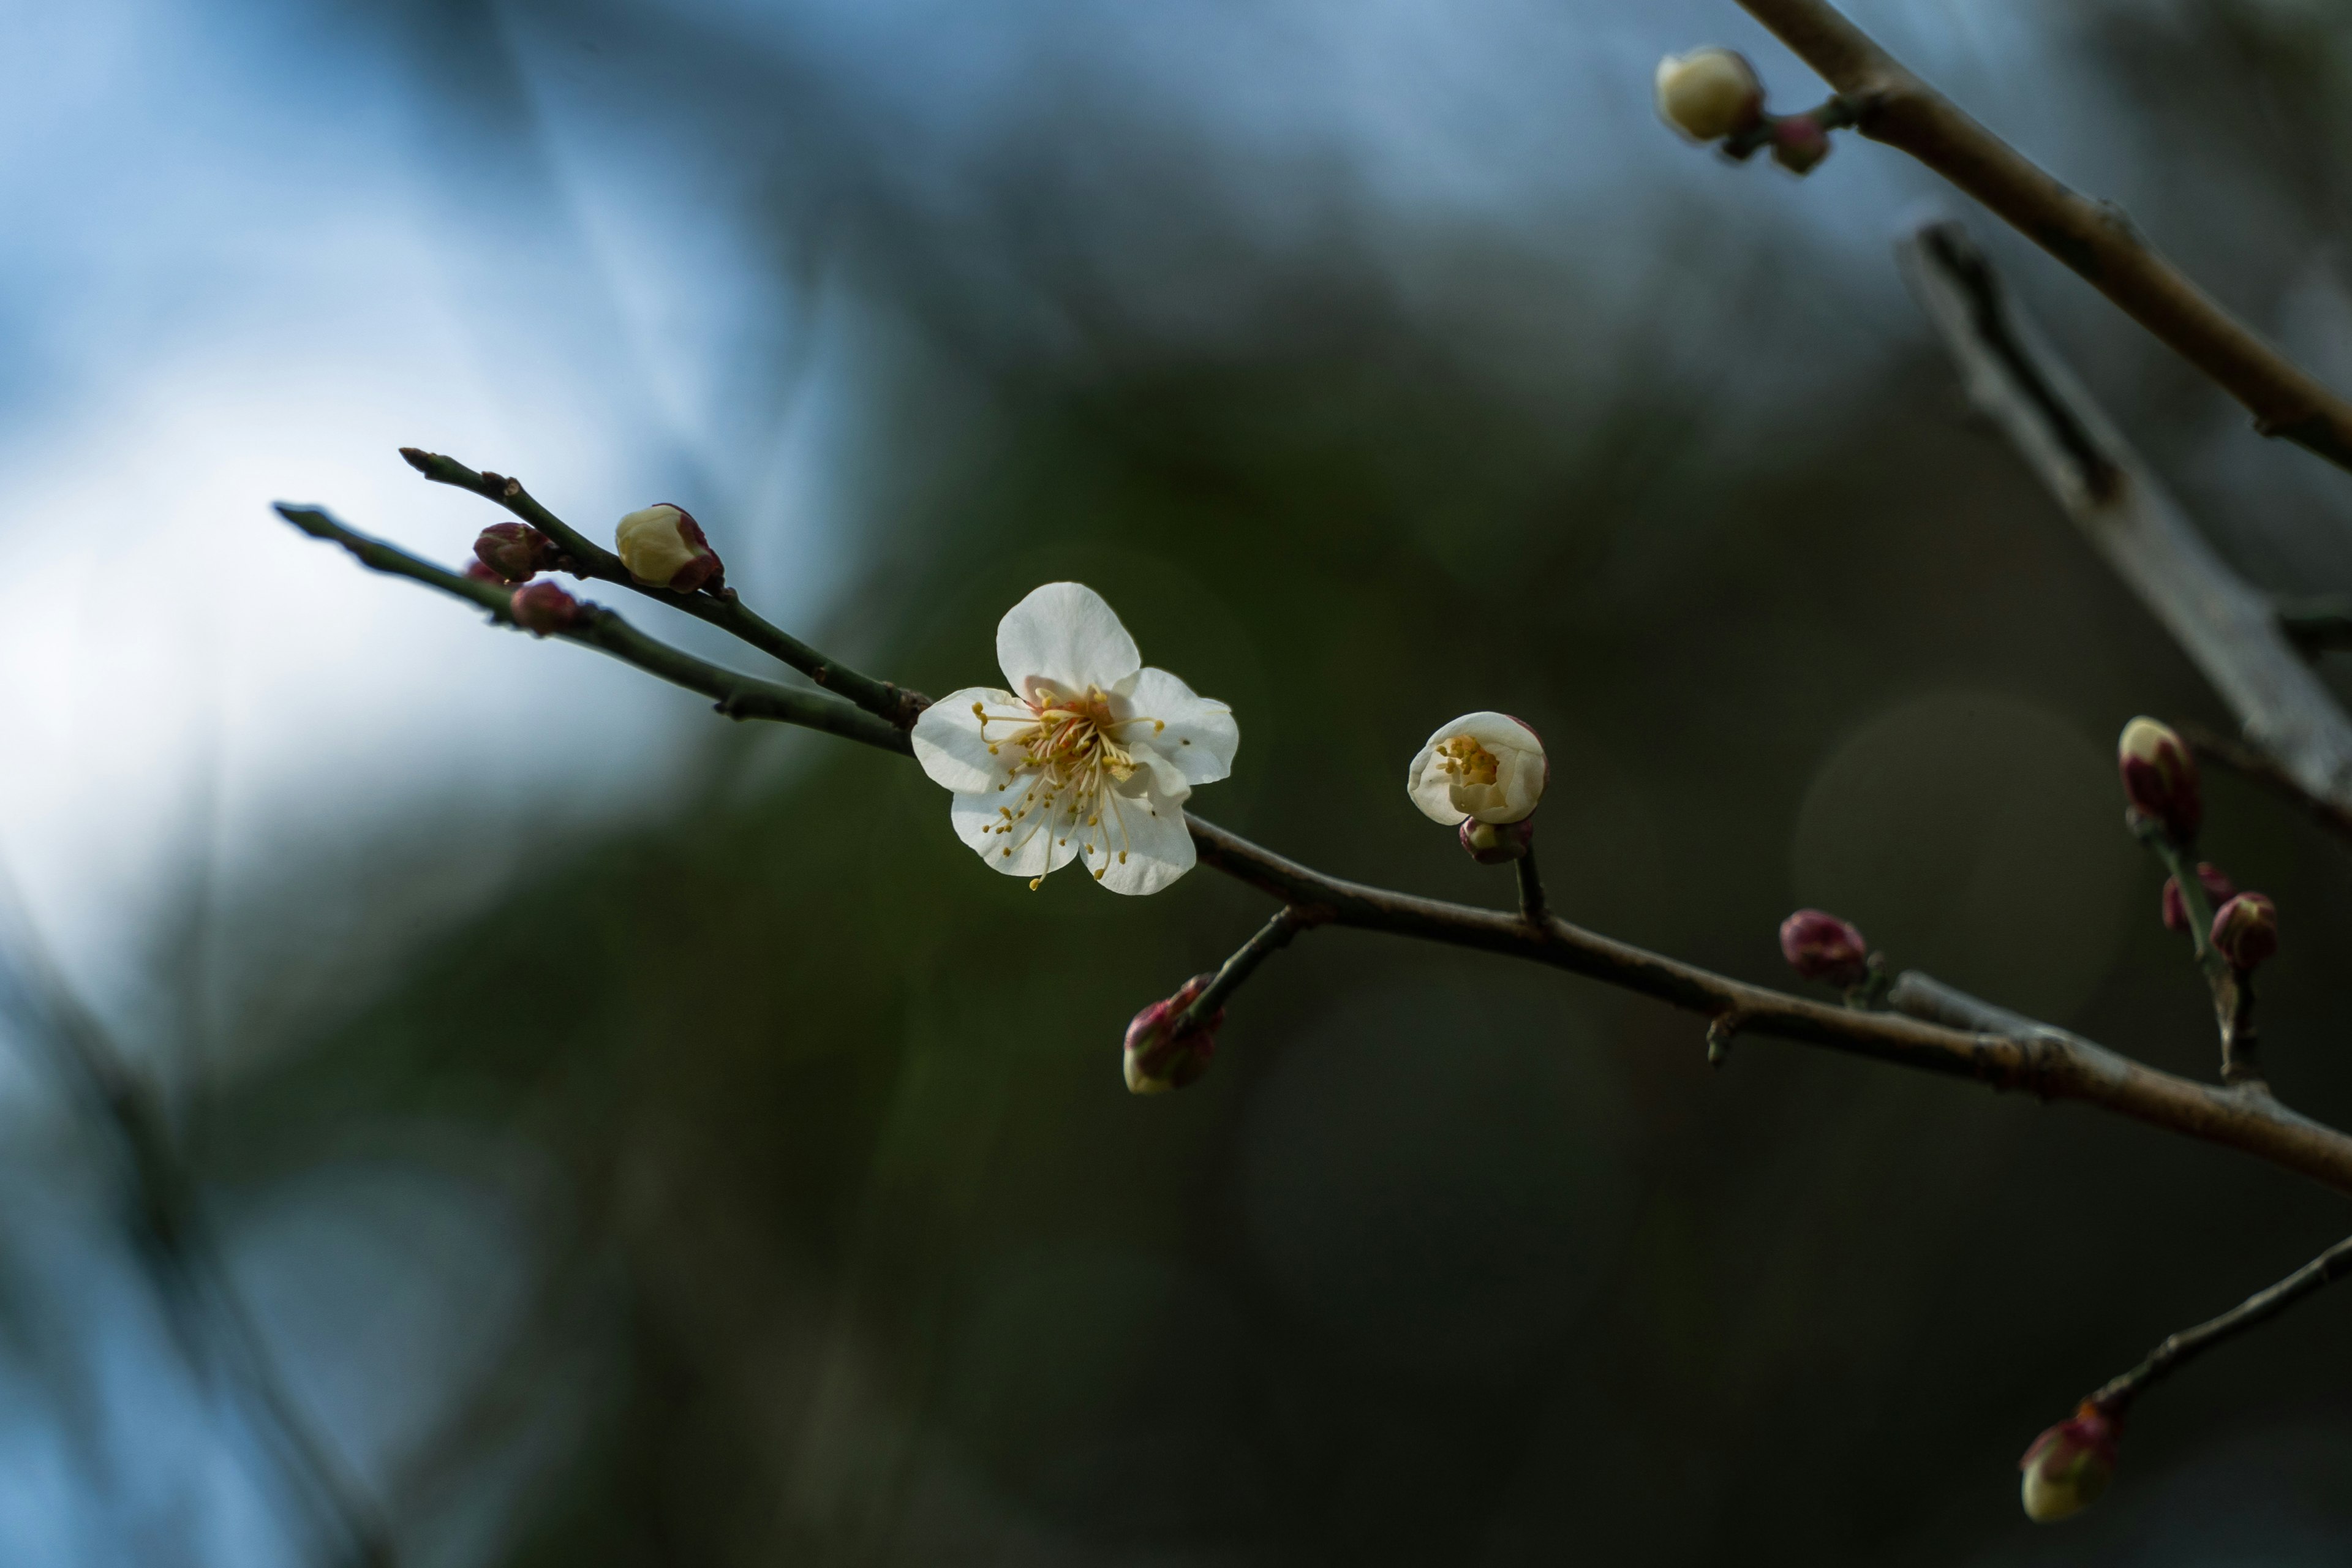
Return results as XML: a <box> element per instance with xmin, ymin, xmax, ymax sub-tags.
<box><xmin>1898</xmin><ymin>222</ymin><xmax>2352</xmax><ymax>811</ymax></box>
<box><xmin>1738</xmin><ymin>0</ymin><xmax>2352</xmax><ymax>473</ymax></box>
<box><xmin>274</xmin><ymin>505</ymin><xmax>911</xmax><ymax>755</ymax></box>
<box><xmin>396</xmin><ymin>449</ymin><xmax>929</xmax><ymax>728</ymax></box>
<box><xmin>2090</xmin><ymin>1234</ymin><xmax>2352</xmax><ymax>1415</ymax></box>
<box><xmin>2184</xmin><ymin>720</ymin><xmax>2352</xmax><ymax>848</ymax></box>
<box><xmin>1185</xmin><ymin>816</ymin><xmax>2352</xmax><ymax>1195</ymax></box>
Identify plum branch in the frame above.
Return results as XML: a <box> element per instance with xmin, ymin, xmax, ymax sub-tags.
<box><xmin>277</xmin><ymin>483</ymin><xmax>2352</xmax><ymax>1202</ymax></box>
<box><xmin>1728</xmin><ymin>0</ymin><xmax>2352</xmax><ymax>475</ymax></box>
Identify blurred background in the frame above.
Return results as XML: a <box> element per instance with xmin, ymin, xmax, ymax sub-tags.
<box><xmin>6</xmin><ymin>0</ymin><xmax>2352</xmax><ymax>1561</ymax></box>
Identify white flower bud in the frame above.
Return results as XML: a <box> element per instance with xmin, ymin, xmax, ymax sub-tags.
<box><xmin>614</xmin><ymin>503</ymin><xmax>723</xmax><ymax>593</ymax></box>
<box><xmin>1655</xmin><ymin>48</ymin><xmax>1765</xmax><ymax>142</ymax></box>
<box><xmin>1408</xmin><ymin>713</ymin><xmax>1547</xmax><ymax>826</ymax></box>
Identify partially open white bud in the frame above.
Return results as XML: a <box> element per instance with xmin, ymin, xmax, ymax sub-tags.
<box><xmin>1656</xmin><ymin>48</ymin><xmax>1765</xmax><ymax>142</ymax></box>
<box><xmin>1408</xmin><ymin>713</ymin><xmax>1547</xmax><ymax>826</ymax></box>
<box><xmin>614</xmin><ymin>503</ymin><xmax>723</xmax><ymax>593</ymax></box>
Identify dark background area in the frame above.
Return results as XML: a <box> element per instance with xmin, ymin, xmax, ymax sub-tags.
<box><xmin>10</xmin><ymin>1</ymin><xmax>2352</xmax><ymax>1562</ymax></box>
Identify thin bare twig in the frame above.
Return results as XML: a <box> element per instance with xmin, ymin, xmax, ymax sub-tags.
<box><xmin>1174</xmin><ymin>905</ymin><xmax>1316</xmax><ymax>1038</ymax></box>
<box><xmin>279</xmin><ymin>499</ymin><xmax>2352</xmax><ymax>1202</ymax></box>
<box><xmin>2090</xmin><ymin>1234</ymin><xmax>2352</xmax><ymax>1416</ymax></box>
<box><xmin>0</xmin><ymin>878</ymin><xmax>393</xmax><ymax>1567</ymax></box>
<box><xmin>274</xmin><ymin>505</ymin><xmax>910</xmax><ymax>754</ymax></box>
<box><xmin>1897</xmin><ymin>221</ymin><xmax>2352</xmax><ymax>813</ymax></box>
<box><xmin>2183</xmin><ymin>719</ymin><xmax>2352</xmax><ymax>847</ymax></box>
<box><xmin>1739</xmin><ymin>0</ymin><xmax>2352</xmax><ymax>473</ymax></box>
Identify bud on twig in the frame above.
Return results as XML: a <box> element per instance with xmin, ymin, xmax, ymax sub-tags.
<box><xmin>615</xmin><ymin>503</ymin><xmax>724</xmax><ymax>594</ymax></box>
<box><xmin>1460</xmin><ymin>816</ymin><xmax>1535</xmax><ymax>865</ymax></box>
<box><xmin>1779</xmin><ymin>909</ymin><xmax>1869</xmax><ymax>990</ymax></box>
<box><xmin>510</xmin><ymin>581</ymin><xmax>589</xmax><ymax>637</ymax></box>
<box><xmin>1123</xmin><ymin>973</ymin><xmax>1222</xmax><ymax>1095</ymax></box>
<box><xmin>2210</xmin><ymin>892</ymin><xmax>2278</xmax><ymax>972</ymax></box>
<box><xmin>1770</xmin><ymin>113</ymin><xmax>1833</xmax><ymax>175</ymax></box>
<box><xmin>473</xmin><ymin>521</ymin><xmax>557</xmax><ymax>583</ymax></box>
<box><xmin>2117</xmin><ymin>717</ymin><xmax>2201</xmax><ymax>843</ymax></box>
<box><xmin>1654</xmin><ymin>48</ymin><xmax>1765</xmax><ymax>143</ymax></box>
<box><xmin>2019</xmin><ymin>1403</ymin><xmax>2119</xmax><ymax>1523</ymax></box>
<box><xmin>2160</xmin><ymin>862</ymin><xmax>2235</xmax><ymax>933</ymax></box>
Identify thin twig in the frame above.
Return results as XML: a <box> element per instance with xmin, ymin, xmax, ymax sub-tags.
<box><xmin>1515</xmin><ymin>848</ymin><xmax>1550</xmax><ymax>925</ymax></box>
<box><xmin>397</xmin><ymin>450</ymin><xmax>929</xmax><ymax>729</ymax></box>
<box><xmin>2090</xmin><ymin>1234</ymin><xmax>2352</xmax><ymax>1416</ymax></box>
<box><xmin>280</xmin><ymin>502</ymin><xmax>2352</xmax><ymax>1199</ymax></box>
<box><xmin>2184</xmin><ymin>719</ymin><xmax>2352</xmax><ymax>846</ymax></box>
<box><xmin>1174</xmin><ymin>905</ymin><xmax>1316</xmax><ymax>1038</ymax></box>
<box><xmin>1741</xmin><ymin>0</ymin><xmax>2352</xmax><ymax>474</ymax></box>
<box><xmin>275</xmin><ymin>505</ymin><xmax>911</xmax><ymax>754</ymax></box>
<box><xmin>0</xmin><ymin>876</ymin><xmax>393</xmax><ymax>1567</ymax></box>
<box><xmin>1897</xmin><ymin>222</ymin><xmax>2352</xmax><ymax>812</ymax></box>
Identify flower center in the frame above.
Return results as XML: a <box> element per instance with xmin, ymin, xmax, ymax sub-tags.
<box><xmin>972</xmin><ymin>685</ymin><xmax>1169</xmax><ymax>889</ymax></box>
<box><xmin>1434</xmin><ymin>733</ymin><xmax>1500</xmax><ymax>788</ymax></box>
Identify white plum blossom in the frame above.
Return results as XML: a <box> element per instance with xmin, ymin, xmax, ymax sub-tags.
<box><xmin>911</xmin><ymin>582</ymin><xmax>1239</xmax><ymax>894</ymax></box>
<box><xmin>1407</xmin><ymin>712</ymin><xmax>1547</xmax><ymax>826</ymax></box>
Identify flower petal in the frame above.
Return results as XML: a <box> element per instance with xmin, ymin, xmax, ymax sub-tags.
<box><xmin>1406</xmin><ymin>741</ymin><xmax>1468</xmax><ymax>825</ymax></box>
<box><xmin>1114</xmin><ymin>666</ymin><xmax>1238</xmax><ymax>787</ymax></box>
<box><xmin>1088</xmin><ymin>777</ymin><xmax>1196</xmax><ymax>894</ymax></box>
<box><xmin>911</xmin><ymin>686</ymin><xmax>1028</xmax><ymax>793</ymax></box>
<box><xmin>996</xmin><ymin>582</ymin><xmax>1142</xmax><ymax>701</ymax></box>
<box><xmin>951</xmin><ymin>773</ymin><xmax>1084</xmax><ymax>878</ymax></box>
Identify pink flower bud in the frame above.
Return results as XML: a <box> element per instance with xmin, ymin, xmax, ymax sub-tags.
<box><xmin>1769</xmin><ymin>114</ymin><xmax>1833</xmax><ymax>174</ymax></box>
<box><xmin>1779</xmin><ymin>909</ymin><xmax>1869</xmax><ymax>989</ymax></box>
<box><xmin>2117</xmin><ymin>717</ymin><xmax>2201</xmax><ymax>842</ymax></box>
<box><xmin>1460</xmin><ymin>816</ymin><xmax>1534</xmax><ymax>865</ymax></box>
<box><xmin>510</xmin><ymin>581</ymin><xmax>588</xmax><ymax>637</ymax></box>
<box><xmin>2209</xmin><ymin>892</ymin><xmax>2278</xmax><ymax>971</ymax></box>
<box><xmin>2160</xmin><ymin>862</ymin><xmax>2235</xmax><ymax>933</ymax></box>
<box><xmin>473</xmin><ymin>521</ymin><xmax>556</xmax><ymax>583</ymax></box>
<box><xmin>1123</xmin><ymin>973</ymin><xmax>1222</xmax><ymax>1095</ymax></box>
<box><xmin>614</xmin><ymin>503</ymin><xmax>723</xmax><ymax>594</ymax></box>
<box><xmin>2019</xmin><ymin>1403</ymin><xmax>2119</xmax><ymax>1523</ymax></box>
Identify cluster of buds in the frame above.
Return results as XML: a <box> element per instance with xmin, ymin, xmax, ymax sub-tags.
<box><xmin>510</xmin><ymin>581</ymin><xmax>590</xmax><ymax>637</ymax></box>
<box><xmin>472</xmin><ymin>522</ymin><xmax>560</xmax><ymax>584</ymax></box>
<box><xmin>1654</xmin><ymin>48</ymin><xmax>1838</xmax><ymax>175</ymax></box>
<box><xmin>1123</xmin><ymin>974</ymin><xmax>1222</xmax><ymax>1095</ymax></box>
<box><xmin>2122</xmin><ymin>720</ymin><xmax>2281</xmax><ymax>970</ymax></box>
<box><xmin>1778</xmin><ymin>908</ymin><xmax>1871</xmax><ymax>990</ymax></box>
<box><xmin>2019</xmin><ymin>1403</ymin><xmax>2120</xmax><ymax>1523</ymax></box>
<box><xmin>616</xmin><ymin>503</ymin><xmax>725</xmax><ymax>594</ymax></box>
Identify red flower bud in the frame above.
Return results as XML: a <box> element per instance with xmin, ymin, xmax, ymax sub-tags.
<box><xmin>2117</xmin><ymin>717</ymin><xmax>2201</xmax><ymax>843</ymax></box>
<box><xmin>1779</xmin><ymin>909</ymin><xmax>1869</xmax><ymax>989</ymax></box>
<box><xmin>510</xmin><ymin>581</ymin><xmax>588</xmax><ymax>636</ymax></box>
<box><xmin>473</xmin><ymin>521</ymin><xmax>556</xmax><ymax>583</ymax></box>
<box><xmin>2019</xmin><ymin>1403</ymin><xmax>2119</xmax><ymax>1523</ymax></box>
<box><xmin>1123</xmin><ymin>973</ymin><xmax>1222</xmax><ymax>1095</ymax></box>
<box><xmin>1769</xmin><ymin>114</ymin><xmax>1833</xmax><ymax>174</ymax></box>
<box><xmin>1459</xmin><ymin>816</ymin><xmax>1535</xmax><ymax>865</ymax></box>
<box><xmin>2209</xmin><ymin>892</ymin><xmax>2278</xmax><ymax>971</ymax></box>
<box><xmin>2160</xmin><ymin>862</ymin><xmax>2235</xmax><ymax>933</ymax></box>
